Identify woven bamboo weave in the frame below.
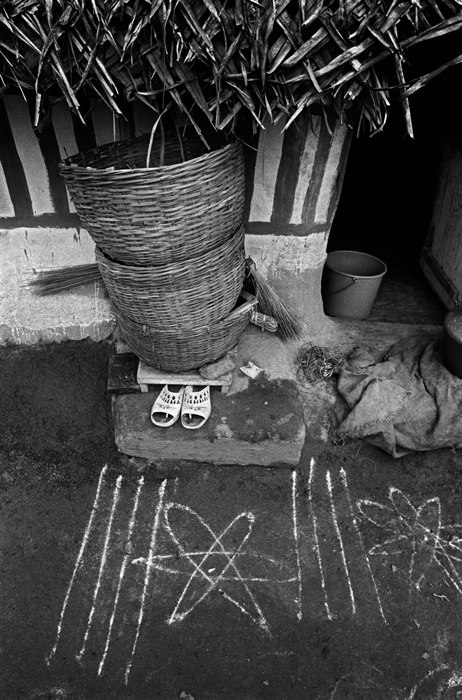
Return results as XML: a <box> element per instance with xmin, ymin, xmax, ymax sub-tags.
<box><xmin>95</xmin><ymin>225</ymin><xmax>245</xmax><ymax>329</ymax></box>
<box><xmin>59</xmin><ymin>133</ymin><xmax>245</xmax><ymax>266</ymax></box>
<box><xmin>114</xmin><ymin>301</ymin><xmax>251</xmax><ymax>372</ymax></box>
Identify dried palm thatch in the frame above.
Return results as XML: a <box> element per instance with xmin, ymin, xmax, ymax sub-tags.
<box><xmin>1</xmin><ymin>0</ymin><xmax>462</xmax><ymax>136</ymax></box>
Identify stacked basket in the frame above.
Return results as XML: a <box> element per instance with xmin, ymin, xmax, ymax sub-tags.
<box><xmin>60</xmin><ymin>129</ymin><xmax>250</xmax><ymax>371</ymax></box>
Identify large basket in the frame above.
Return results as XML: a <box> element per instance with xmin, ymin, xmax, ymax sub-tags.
<box><xmin>59</xmin><ymin>132</ymin><xmax>245</xmax><ymax>266</ymax></box>
<box><xmin>114</xmin><ymin>301</ymin><xmax>252</xmax><ymax>372</ymax></box>
<box><xmin>95</xmin><ymin>225</ymin><xmax>245</xmax><ymax>329</ymax></box>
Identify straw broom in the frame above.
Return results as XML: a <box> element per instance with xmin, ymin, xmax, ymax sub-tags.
<box><xmin>28</xmin><ymin>264</ymin><xmax>102</xmax><ymax>296</ymax></box>
<box><xmin>28</xmin><ymin>259</ymin><xmax>301</xmax><ymax>340</ymax></box>
<box><xmin>245</xmin><ymin>259</ymin><xmax>303</xmax><ymax>341</ymax></box>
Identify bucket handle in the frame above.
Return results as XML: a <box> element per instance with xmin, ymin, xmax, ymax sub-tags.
<box><xmin>324</xmin><ymin>277</ymin><xmax>358</xmax><ymax>296</ymax></box>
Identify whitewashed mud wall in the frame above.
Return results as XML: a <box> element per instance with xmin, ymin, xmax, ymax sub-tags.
<box><xmin>0</xmin><ymin>95</ymin><xmax>351</xmax><ymax>345</ymax></box>
<box><xmin>0</xmin><ymin>95</ymin><xmax>155</xmax><ymax>345</ymax></box>
<box><xmin>245</xmin><ymin>113</ymin><xmax>351</xmax><ymax>328</ymax></box>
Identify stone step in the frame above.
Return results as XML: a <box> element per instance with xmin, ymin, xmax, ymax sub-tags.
<box><xmin>114</xmin><ymin>376</ymin><xmax>305</xmax><ymax>466</ymax></box>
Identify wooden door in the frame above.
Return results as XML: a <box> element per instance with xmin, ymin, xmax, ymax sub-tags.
<box><xmin>420</xmin><ymin>140</ymin><xmax>462</xmax><ymax>308</ymax></box>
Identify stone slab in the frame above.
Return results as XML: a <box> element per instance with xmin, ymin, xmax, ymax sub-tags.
<box><xmin>114</xmin><ymin>376</ymin><xmax>305</xmax><ymax>466</ymax></box>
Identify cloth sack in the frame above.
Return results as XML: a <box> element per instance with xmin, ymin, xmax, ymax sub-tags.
<box><xmin>336</xmin><ymin>334</ymin><xmax>462</xmax><ymax>457</ymax></box>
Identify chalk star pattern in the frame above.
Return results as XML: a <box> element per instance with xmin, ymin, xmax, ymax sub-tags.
<box><xmin>147</xmin><ymin>503</ymin><xmax>271</xmax><ymax>630</ymax></box>
<box><xmin>357</xmin><ymin>487</ymin><xmax>462</xmax><ymax>596</ymax></box>
<box><xmin>47</xmin><ymin>468</ymin><xmax>302</xmax><ymax>682</ymax></box>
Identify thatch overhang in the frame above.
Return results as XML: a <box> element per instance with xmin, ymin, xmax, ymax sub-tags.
<box><xmin>1</xmin><ymin>0</ymin><xmax>462</xmax><ymax>136</ymax></box>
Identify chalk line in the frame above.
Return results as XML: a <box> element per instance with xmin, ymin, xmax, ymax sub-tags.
<box><xmin>133</xmin><ymin>551</ymin><xmax>290</xmax><ymax>566</ymax></box>
<box><xmin>98</xmin><ymin>476</ymin><xmax>144</xmax><ymax>677</ymax></box>
<box><xmin>125</xmin><ymin>479</ymin><xmax>167</xmax><ymax>684</ymax></box>
<box><xmin>446</xmin><ymin>536</ymin><xmax>462</xmax><ymax>558</ymax></box>
<box><xmin>326</xmin><ymin>470</ymin><xmax>356</xmax><ymax>615</ymax></box>
<box><xmin>77</xmin><ymin>474</ymin><xmax>123</xmax><ymax>661</ymax></box>
<box><xmin>340</xmin><ymin>467</ymin><xmax>387</xmax><ymax>624</ymax></box>
<box><xmin>132</xmin><ymin>553</ymin><xmax>297</xmax><ymax>582</ymax></box>
<box><xmin>47</xmin><ymin>464</ymin><xmax>108</xmax><ymax>664</ymax></box>
<box><xmin>291</xmin><ymin>470</ymin><xmax>303</xmax><ymax>621</ymax></box>
<box><xmin>308</xmin><ymin>458</ymin><xmax>332</xmax><ymax>620</ymax></box>
<box><xmin>164</xmin><ymin>504</ymin><xmax>269</xmax><ymax>633</ymax></box>
<box><xmin>409</xmin><ymin>497</ymin><xmax>441</xmax><ymax>595</ymax></box>
<box><xmin>368</xmin><ymin>535</ymin><xmax>408</xmax><ymax>556</ymax></box>
<box><xmin>330</xmin><ymin>674</ymin><xmax>353</xmax><ymax>699</ymax></box>
<box><xmin>435</xmin><ymin>551</ymin><xmax>462</xmax><ymax>596</ymax></box>
<box><xmin>407</xmin><ymin>664</ymin><xmax>450</xmax><ymax>700</ymax></box>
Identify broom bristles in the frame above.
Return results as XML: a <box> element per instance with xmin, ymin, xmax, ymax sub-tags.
<box><xmin>248</xmin><ymin>263</ymin><xmax>303</xmax><ymax>342</ymax></box>
<box><xmin>29</xmin><ymin>261</ymin><xmax>303</xmax><ymax>342</ymax></box>
<box><xmin>28</xmin><ymin>263</ymin><xmax>102</xmax><ymax>296</ymax></box>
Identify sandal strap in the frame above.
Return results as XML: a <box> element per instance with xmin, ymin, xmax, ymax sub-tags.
<box><xmin>158</xmin><ymin>386</ymin><xmax>183</xmax><ymax>404</ymax></box>
<box><xmin>154</xmin><ymin>399</ymin><xmax>179</xmax><ymax>413</ymax></box>
<box><xmin>182</xmin><ymin>403</ymin><xmax>210</xmax><ymax>416</ymax></box>
<box><xmin>152</xmin><ymin>385</ymin><xmax>184</xmax><ymax>416</ymax></box>
<box><xmin>182</xmin><ymin>386</ymin><xmax>211</xmax><ymax>418</ymax></box>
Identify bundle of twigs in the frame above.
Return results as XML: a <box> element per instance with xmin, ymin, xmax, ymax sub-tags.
<box><xmin>27</xmin><ymin>263</ymin><xmax>102</xmax><ymax>296</ymax></box>
<box><xmin>28</xmin><ymin>257</ymin><xmax>301</xmax><ymax>340</ymax></box>
<box><xmin>245</xmin><ymin>259</ymin><xmax>302</xmax><ymax>341</ymax></box>
<box><xmin>1</xmin><ymin>0</ymin><xmax>462</xmax><ymax>136</ymax></box>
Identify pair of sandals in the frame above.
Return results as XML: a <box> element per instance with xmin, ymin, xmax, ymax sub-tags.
<box><xmin>151</xmin><ymin>385</ymin><xmax>211</xmax><ymax>430</ymax></box>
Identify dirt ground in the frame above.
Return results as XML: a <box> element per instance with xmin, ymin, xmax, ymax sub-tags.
<box><xmin>2</xmin><ymin>339</ymin><xmax>462</xmax><ymax>700</ymax></box>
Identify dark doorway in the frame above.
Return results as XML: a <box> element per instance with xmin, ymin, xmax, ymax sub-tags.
<box><xmin>328</xmin><ymin>43</ymin><xmax>462</xmax><ymax>325</ymax></box>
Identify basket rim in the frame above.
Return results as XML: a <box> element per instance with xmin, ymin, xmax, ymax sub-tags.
<box><xmin>94</xmin><ymin>223</ymin><xmax>244</xmax><ymax>274</ymax></box>
<box><xmin>113</xmin><ymin>296</ymin><xmax>253</xmax><ymax>334</ymax></box>
<box><xmin>59</xmin><ymin>138</ymin><xmax>240</xmax><ymax>176</ymax></box>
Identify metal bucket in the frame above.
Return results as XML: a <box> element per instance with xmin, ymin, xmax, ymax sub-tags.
<box><xmin>322</xmin><ymin>250</ymin><xmax>387</xmax><ymax>320</ymax></box>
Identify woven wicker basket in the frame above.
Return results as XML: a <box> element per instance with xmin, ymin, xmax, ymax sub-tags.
<box><xmin>114</xmin><ymin>300</ymin><xmax>252</xmax><ymax>372</ymax></box>
<box><xmin>95</xmin><ymin>224</ymin><xmax>245</xmax><ymax>329</ymax></box>
<box><xmin>59</xmin><ymin>132</ymin><xmax>245</xmax><ymax>266</ymax></box>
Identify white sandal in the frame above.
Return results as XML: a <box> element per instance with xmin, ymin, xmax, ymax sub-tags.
<box><xmin>181</xmin><ymin>385</ymin><xmax>211</xmax><ymax>430</ymax></box>
<box><xmin>151</xmin><ymin>385</ymin><xmax>185</xmax><ymax>427</ymax></box>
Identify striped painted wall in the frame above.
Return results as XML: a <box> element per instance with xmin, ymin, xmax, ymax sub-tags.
<box><xmin>0</xmin><ymin>95</ymin><xmax>154</xmax><ymax>226</ymax></box>
<box><xmin>1</xmin><ymin>96</ymin><xmax>351</xmax><ymax>236</ymax></box>
<box><xmin>244</xmin><ymin>113</ymin><xmax>352</xmax><ymax>325</ymax></box>
<box><xmin>246</xmin><ymin>112</ymin><xmax>352</xmax><ymax>236</ymax></box>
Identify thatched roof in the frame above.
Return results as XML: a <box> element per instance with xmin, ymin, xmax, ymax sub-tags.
<box><xmin>1</xmin><ymin>0</ymin><xmax>462</xmax><ymax>136</ymax></box>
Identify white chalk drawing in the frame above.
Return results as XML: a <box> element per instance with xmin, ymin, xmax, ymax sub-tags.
<box><xmin>99</xmin><ymin>475</ymin><xmax>144</xmax><ymax>677</ymax></box>
<box><xmin>308</xmin><ymin>457</ymin><xmax>332</xmax><ymax>620</ymax></box>
<box><xmin>329</xmin><ymin>666</ymin><xmax>384</xmax><ymax>700</ymax></box>
<box><xmin>49</xmin><ymin>462</ymin><xmax>462</xmax><ymax>686</ymax></box>
<box><xmin>357</xmin><ymin>487</ymin><xmax>462</xmax><ymax>598</ymax></box>
<box><xmin>329</xmin><ymin>664</ymin><xmax>462</xmax><ymax>700</ymax></box>
<box><xmin>163</xmin><ymin>504</ymin><xmax>269</xmax><ymax>631</ymax></box>
<box><xmin>125</xmin><ymin>478</ymin><xmax>167</xmax><ymax>683</ymax></box>
<box><xmin>292</xmin><ymin>470</ymin><xmax>303</xmax><ymax>621</ymax></box>
<box><xmin>47</xmin><ymin>464</ymin><xmax>108</xmax><ymax>665</ymax></box>
<box><xmin>326</xmin><ymin>469</ymin><xmax>356</xmax><ymax>615</ymax></box>
<box><xmin>48</xmin><ymin>466</ymin><xmax>302</xmax><ymax>682</ymax></box>
<box><xmin>339</xmin><ymin>467</ymin><xmax>387</xmax><ymax>624</ymax></box>
<box><xmin>308</xmin><ymin>458</ymin><xmax>386</xmax><ymax>623</ymax></box>
<box><xmin>407</xmin><ymin>665</ymin><xmax>462</xmax><ymax>700</ymax></box>
<box><xmin>77</xmin><ymin>474</ymin><xmax>122</xmax><ymax>661</ymax></box>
